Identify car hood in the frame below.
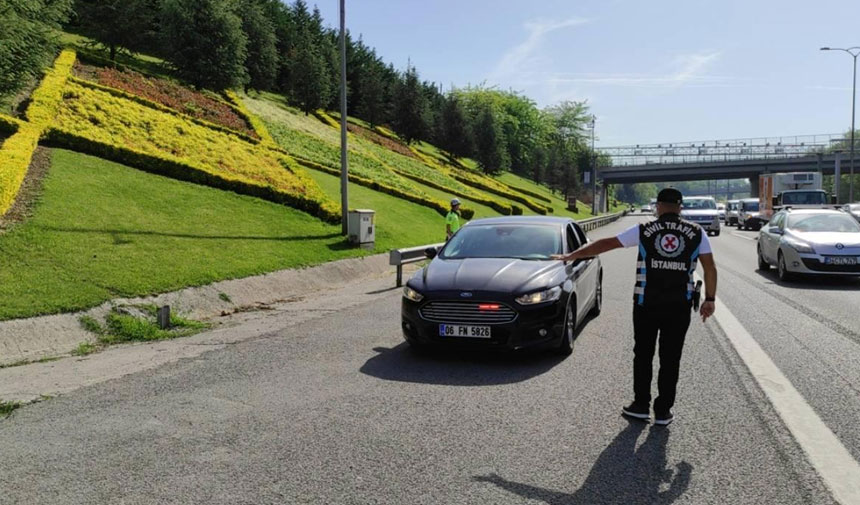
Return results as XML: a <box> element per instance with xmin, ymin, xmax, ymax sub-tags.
<box><xmin>682</xmin><ymin>210</ymin><xmax>718</xmax><ymax>216</ymax></box>
<box><xmin>420</xmin><ymin>257</ymin><xmax>562</xmax><ymax>294</ymax></box>
<box><xmin>789</xmin><ymin>231</ymin><xmax>860</xmax><ymax>248</ymax></box>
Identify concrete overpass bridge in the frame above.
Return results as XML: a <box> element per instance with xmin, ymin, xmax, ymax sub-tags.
<box><xmin>596</xmin><ymin>133</ymin><xmax>855</xmax><ymax>196</ymax></box>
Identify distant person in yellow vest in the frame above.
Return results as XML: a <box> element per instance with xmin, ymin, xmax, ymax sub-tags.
<box><xmin>446</xmin><ymin>198</ymin><xmax>461</xmax><ymax>240</ymax></box>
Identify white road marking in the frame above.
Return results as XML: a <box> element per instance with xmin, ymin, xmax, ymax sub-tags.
<box><xmin>704</xmin><ymin>280</ymin><xmax>860</xmax><ymax>504</ymax></box>
<box><xmin>730</xmin><ymin>232</ymin><xmax>758</xmax><ymax>241</ymax></box>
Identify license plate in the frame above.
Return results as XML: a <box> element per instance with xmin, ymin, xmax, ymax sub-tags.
<box><xmin>438</xmin><ymin>324</ymin><xmax>491</xmax><ymax>339</ymax></box>
<box><xmin>824</xmin><ymin>256</ymin><xmax>858</xmax><ymax>265</ymax></box>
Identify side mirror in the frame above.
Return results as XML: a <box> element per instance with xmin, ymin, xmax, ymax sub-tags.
<box><xmin>768</xmin><ymin>226</ymin><xmax>783</xmax><ymax>235</ymax></box>
<box><xmin>424</xmin><ymin>247</ymin><xmax>438</xmax><ymax>259</ymax></box>
<box><xmin>772</xmin><ymin>196</ymin><xmax>778</xmax><ymax>207</ymax></box>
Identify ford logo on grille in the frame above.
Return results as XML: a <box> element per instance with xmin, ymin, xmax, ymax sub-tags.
<box><xmin>836</xmin><ymin>243</ymin><xmax>845</xmax><ymax>250</ymax></box>
<box><xmin>460</xmin><ymin>292</ymin><xmax>473</xmax><ymax>298</ymax></box>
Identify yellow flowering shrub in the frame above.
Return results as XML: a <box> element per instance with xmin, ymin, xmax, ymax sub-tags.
<box><xmin>224</xmin><ymin>90</ymin><xmax>275</xmax><ymax>145</ymax></box>
<box><xmin>50</xmin><ymin>81</ymin><xmax>340</xmax><ymax>222</ymax></box>
<box><xmin>1</xmin><ymin>50</ymin><xmax>76</xmax><ymax>215</ymax></box>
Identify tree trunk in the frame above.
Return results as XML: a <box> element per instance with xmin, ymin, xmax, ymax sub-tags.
<box><xmin>110</xmin><ymin>45</ymin><xmax>117</xmax><ymax>63</ymax></box>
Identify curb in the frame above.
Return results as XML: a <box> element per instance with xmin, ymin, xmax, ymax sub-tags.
<box><xmin>0</xmin><ymin>253</ymin><xmax>395</xmax><ymax>366</ymax></box>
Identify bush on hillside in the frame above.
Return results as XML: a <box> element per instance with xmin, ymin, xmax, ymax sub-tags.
<box><xmin>160</xmin><ymin>0</ymin><xmax>248</xmax><ymax>90</ymax></box>
<box><xmin>73</xmin><ymin>63</ymin><xmax>257</xmax><ymax>138</ymax></box>
<box><xmin>1</xmin><ymin>50</ymin><xmax>76</xmax><ymax>215</ymax></box>
<box><xmin>51</xmin><ymin>81</ymin><xmax>339</xmax><ymax>222</ymax></box>
<box><xmin>0</xmin><ymin>0</ymin><xmax>73</xmax><ymax>97</ymax></box>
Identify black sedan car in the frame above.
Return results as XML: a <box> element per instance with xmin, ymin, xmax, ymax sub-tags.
<box><xmin>401</xmin><ymin>216</ymin><xmax>602</xmax><ymax>355</ymax></box>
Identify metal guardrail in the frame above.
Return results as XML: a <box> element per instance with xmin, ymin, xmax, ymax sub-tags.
<box><xmin>576</xmin><ymin>210</ymin><xmax>626</xmax><ymax>232</ymax></box>
<box><xmin>388</xmin><ymin>211</ymin><xmax>628</xmax><ymax>286</ymax></box>
<box><xmin>389</xmin><ymin>242</ymin><xmax>444</xmax><ymax>287</ymax></box>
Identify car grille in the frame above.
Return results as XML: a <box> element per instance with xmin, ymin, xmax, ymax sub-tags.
<box><xmin>801</xmin><ymin>258</ymin><xmax>860</xmax><ymax>273</ymax></box>
<box><xmin>685</xmin><ymin>215</ymin><xmax>715</xmax><ymax>223</ymax></box>
<box><xmin>419</xmin><ymin>301</ymin><xmax>518</xmax><ymax>325</ymax></box>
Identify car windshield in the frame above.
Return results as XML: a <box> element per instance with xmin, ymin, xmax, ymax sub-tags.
<box><xmin>440</xmin><ymin>224</ymin><xmax>562</xmax><ymax>260</ymax></box>
<box><xmin>743</xmin><ymin>201</ymin><xmax>759</xmax><ymax>211</ymax></box>
<box><xmin>787</xmin><ymin>214</ymin><xmax>860</xmax><ymax>233</ymax></box>
<box><xmin>683</xmin><ymin>198</ymin><xmax>716</xmax><ymax>210</ymax></box>
<box><xmin>782</xmin><ymin>191</ymin><xmax>828</xmax><ymax>205</ymax></box>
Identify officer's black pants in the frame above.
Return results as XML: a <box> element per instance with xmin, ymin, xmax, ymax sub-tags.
<box><xmin>632</xmin><ymin>303</ymin><xmax>691</xmax><ymax>412</ymax></box>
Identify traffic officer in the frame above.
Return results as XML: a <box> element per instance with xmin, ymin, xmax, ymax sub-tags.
<box><xmin>552</xmin><ymin>188</ymin><xmax>717</xmax><ymax>425</ymax></box>
<box><xmin>446</xmin><ymin>198</ymin><xmax>461</xmax><ymax>240</ymax></box>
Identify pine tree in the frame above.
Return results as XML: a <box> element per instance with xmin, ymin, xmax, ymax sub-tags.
<box><xmin>438</xmin><ymin>95</ymin><xmax>474</xmax><ymax>158</ymax></box>
<box><xmin>160</xmin><ymin>0</ymin><xmax>248</xmax><ymax>90</ymax></box>
<box><xmin>0</xmin><ymin>0</ymin><xmax>73</xmax><ymax>97</ymax></box>
<box><xmin>473</xmin><ymin>104</ymin><xmax>510</xmax><ymax>174</ymax></box>
<box><xmin>290</xmin><ymin>28</ymin><xmax>331</xmax><ymax>114</ymax></box>
<box><xmin>392</xmin><ymin>65</ymin><xmax>430</xmax><ymax>144</ymax></box>
<box><xmin>75</xmin><ymin>0</ymin><xmax>156</xmax><ymax>61</ymax></box>
<box><xmin>238</xmin><ymin>0</ymin><xmax>278</xmax><ymax>91</ymax></box>
<box><xmin>355</xmin><ymin>63</ymin><xmax>387</xmax><ymax>128</ymax></box>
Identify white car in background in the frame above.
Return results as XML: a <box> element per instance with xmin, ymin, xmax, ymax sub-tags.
<box><xmin>717</xmin><ymin>203</ymin><xmax>726</xmax><ymax>221</ymax></box>
<box><xmin>725</xmin><ymin>200</ymin><xmax>741</xmax><ymax>226</ymax></box>
<box><xmin>757</xmin><ymin>209</ymin><xmax>860</xmax><ymax>281</ymax></box>
<box><xmin>842</xmin><ymin>203</ymin><xmax>860</xmax><ymax>222</ymax></box>
<box><xmin>681</xmin><ymin>197</ymin><xmax>721</xmax><ymax>236</ymax></box>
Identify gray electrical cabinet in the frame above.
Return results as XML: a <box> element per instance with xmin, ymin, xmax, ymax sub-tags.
<box><xmin>348</xmin><ymin>209</ymin><xmax>375</xmax><ymax>248</ymax></box>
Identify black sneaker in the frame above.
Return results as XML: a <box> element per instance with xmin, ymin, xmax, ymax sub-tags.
<box><xmin>622</xmin><ymin>402</ymin><xmax>651</xmax><ymax>421</ymax></box>
<box><xmin>654</xmin><ymin>409</ymin><xmax>674</xmax><ymax>426</ymax></box>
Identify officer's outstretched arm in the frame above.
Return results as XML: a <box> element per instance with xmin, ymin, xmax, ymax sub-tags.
<box><xmin>551</xmin><ymin>237</ymin><xmax>622</xmax><ymax>262</ymax></box>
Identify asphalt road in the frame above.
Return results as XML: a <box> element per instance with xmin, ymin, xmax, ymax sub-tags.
<box><xmin>2</xmin><ymin>215</ymin><xmax>859</xmax><ymax>504</ymax></box>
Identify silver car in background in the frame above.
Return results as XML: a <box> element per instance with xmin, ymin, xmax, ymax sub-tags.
<box><xmin>842</xmin><ymin>203</ymin><xmax>860</xmax><ymax>222</ymax></box>
<box><xmin>681</xmin><ymin>197</ymin><xmax>721</xmax><ymax>236</ymax></box>
<box><xmin>757</xmin><ymin>209</ymin><xmax>860</xmax><ymax>281</ymax></box>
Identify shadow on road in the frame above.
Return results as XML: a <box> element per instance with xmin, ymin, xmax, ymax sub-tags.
<box><xmin>752</xmin><ymin>268</ymin><xmax>860</xmax><ymax>291</ymax></box>
<box><xmin>359</xmin><ymin>343</ymin><xmax>566</xmax><ymax>386</ymax></box>
<box><xmin>474</xmin><ymin>421</ymin><xmax>693</xmax><ymax>504</ymax></box>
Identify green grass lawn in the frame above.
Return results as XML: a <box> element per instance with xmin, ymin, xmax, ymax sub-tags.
<box><xmin>0</xmin><ymin>149</ymin><xmax>381</xmax><ymax>320</ymax></box>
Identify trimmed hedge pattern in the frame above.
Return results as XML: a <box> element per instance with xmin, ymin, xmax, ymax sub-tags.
<box><xmin>1</xmin><ymin>50</ymin><xmax>76</xmax><ymax>216</ymax></box>
<box><xmin>52</xmin><ymin>81</ymin><xmax>340</xmax><ymax>223</ymax></box>
<box><xmin>0</xmin><ymin>114</ymin><xmax>23</xmax><ymax>134</ymax></box>
<box><xmin>307</xmin><ymin>110</ymin><xmax>519</xmax><ymax>216</ymax></box>
<box><xmin>314</xmin><ymin>110</ymin><xmax>342</xmax><ymax>129</ymax></box>
<box><xmin>225</xmin><ymin>90</ymin><xmax>275</xmax><ymax>145</ymax></box>
<box><xmin>295</xmin><ymin>156</ymin><xmax>475</xmax><ymax>220</ymax></box>
<box><xmin>44</xmin><ymin>127</ymin><xmax>340</xmax><ymax>223</ymax></box>
<box><xmin>69</xmin><ymin>77</ymin><xmax>261</xmax><ymax>145</ymax></box>
<box><xmin>409</xmin><ymin>148</ymin><xmax>551</xmax><ymax>214</ymax></box>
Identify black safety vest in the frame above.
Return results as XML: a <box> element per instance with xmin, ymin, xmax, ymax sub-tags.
<box><xmin>633</xmin><ymin>214</ymin><xmax>704</xmax><ymax>308</ymax></box>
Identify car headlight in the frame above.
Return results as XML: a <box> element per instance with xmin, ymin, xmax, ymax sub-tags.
<box><xmin>516</xmin><ymin>286</ymin><xmax>563</xmax><ymax>305</ymax></box>
<box><xmin>403</xmin><ymin>286</ymin><xmax>424</xmax><ymax>302</ymax></box>
<box><xmin>784</xmin><ymin>237</ymin><xmax>815</xmax><ymax>254</ymax></box>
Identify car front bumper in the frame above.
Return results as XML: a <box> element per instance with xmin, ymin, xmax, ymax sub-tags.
<box><xmin>401</xmin><ymin>297</ymin><xmax>566</xmax><ymax>351</ymax></box>
<box><xmin>781</xmin><ymin>246</ymin><xmax>860</xmax><ymax>276</ymax></box>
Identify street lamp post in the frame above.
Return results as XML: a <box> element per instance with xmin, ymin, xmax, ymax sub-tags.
<box><xmin>339</xmin><ymin>0</ymin><xmax>349</xmax><ymax>235</ymax></box>
<box><xmin>821</xmin><ymin>46</ymin><xmax>859</xmax><ymax>203</ymax></box>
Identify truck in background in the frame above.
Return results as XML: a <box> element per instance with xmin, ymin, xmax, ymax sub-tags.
<box><xmin>757</xmin><ymin>172</ymin><xmax>832</xmax><ymax>227</ymax></box>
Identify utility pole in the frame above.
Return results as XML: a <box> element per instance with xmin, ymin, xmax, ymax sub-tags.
<box><xmin>821</xmin><ymin>46</ymin><xmax>859</xmax><ymax>203</ymax></box>
<box><xmin>590</xmin><ymin>115</ymin><xmax>597</xmax><ymax>215</ymax></box>
<box><xmin>339</xmin><ymin>0</ymin><xmax>349</xmax><ymax>234</ymax></box>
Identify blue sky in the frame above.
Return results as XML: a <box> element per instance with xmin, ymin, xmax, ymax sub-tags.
<box><xmin>315</xmin><ymin>0</ymin><xmax>860</xmax><ymax>147</ymax></box>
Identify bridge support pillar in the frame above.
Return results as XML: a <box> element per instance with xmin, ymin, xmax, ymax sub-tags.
<box><xmin>602</xmin><ymin>184</ymin><xmax>609</xmax><ymax>212</ymax></box>
<box><xmin>749</xmin><ymin>176</ymin><xmax>760</xmax><ymax>198</ymax></box>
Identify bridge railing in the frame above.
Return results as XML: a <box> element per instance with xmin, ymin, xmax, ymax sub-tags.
<box><xmin>599</xmin><ymin>133</ymin><xmax>852</xmax><ymax>167</ymax></box>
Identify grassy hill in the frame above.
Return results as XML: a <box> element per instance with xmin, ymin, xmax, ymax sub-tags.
<box><xmin>0</xmin><ymin>41</ymin><xmax>615</xmax><ymax>321</ymax></box>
